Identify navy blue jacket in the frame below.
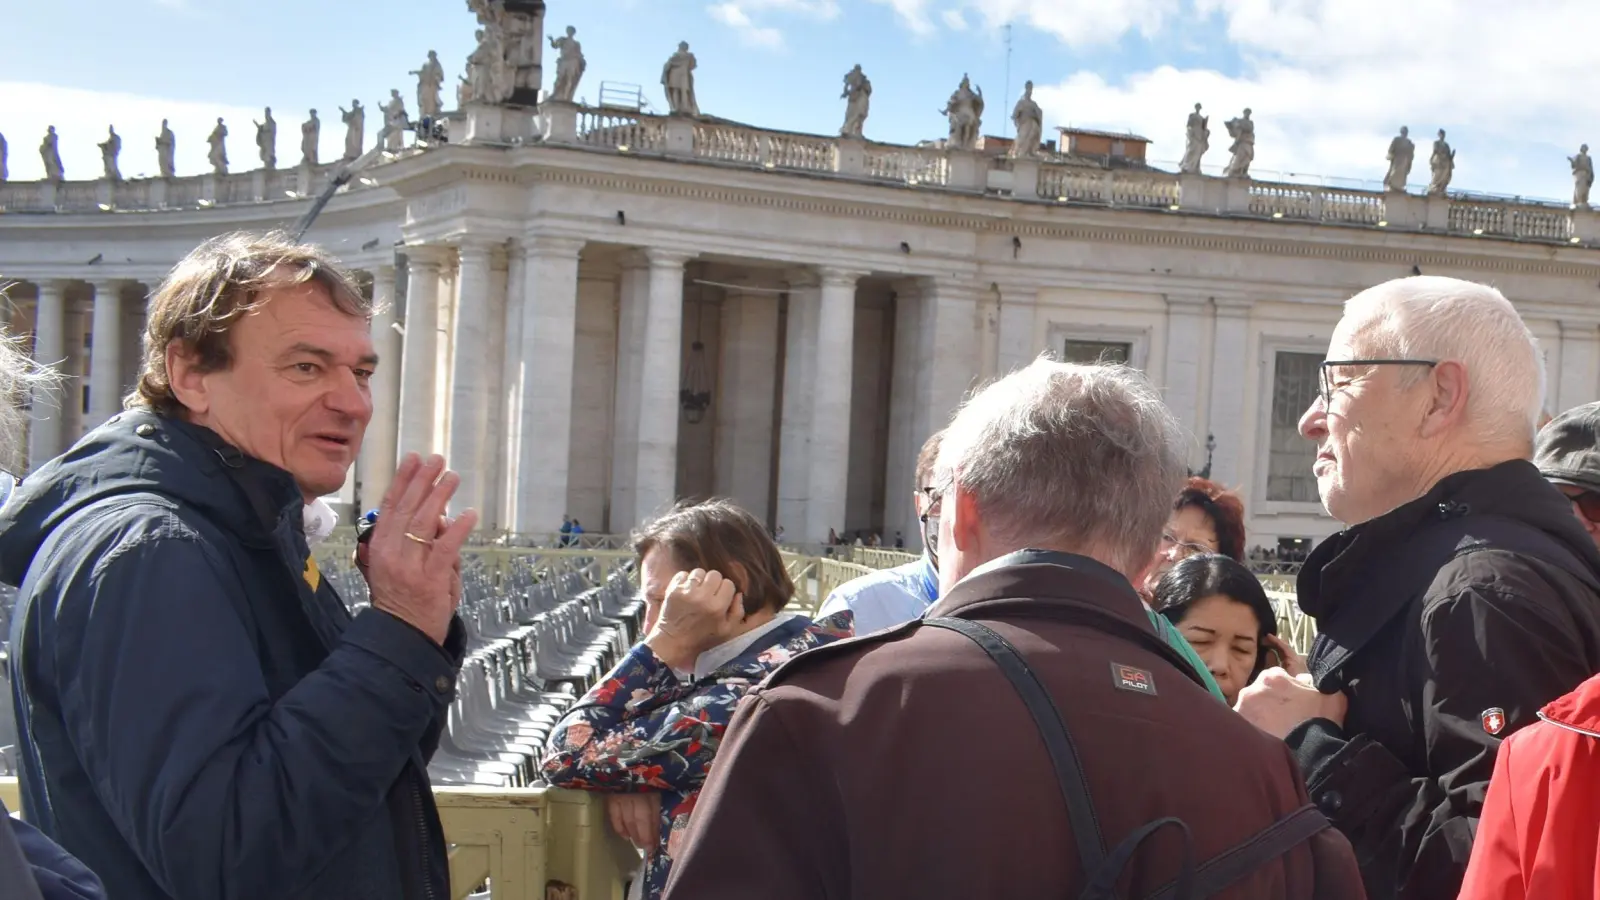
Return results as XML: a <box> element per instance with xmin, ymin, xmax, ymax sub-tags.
<box><xmin>1</xmin><ymin>410</ymin><xmax>462</xmax><ymax>900</ymax></box>
<box><xmin>2</xmin><ymin>796</ymin><xmax>106</xmax><ymax>900</ymax></box>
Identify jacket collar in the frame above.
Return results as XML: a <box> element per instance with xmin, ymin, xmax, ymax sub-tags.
<box><xmin>1299</xmin><ymin>460</ymin><xmax>1583</xmax><ymax>621</ymax></box>
<box><xmin>1538</xmin><ymin>672</ymin><xmax>1600</xmax><ymax>740</ymax></box>
<box><xmin>698</xmin><ymin>610</ymin><xmax>855</xmax><ymax>684</ymax></box>
<box><xmin>930</xmin><ymin>549</ymin><xmax>1151</xmax><ymax>634</ymax></box>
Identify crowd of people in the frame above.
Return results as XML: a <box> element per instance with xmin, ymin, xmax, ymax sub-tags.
<box><xmin>2</xmin><ymin>231</ymin><xmax>1600</xmax><ymax>900</ymax></box>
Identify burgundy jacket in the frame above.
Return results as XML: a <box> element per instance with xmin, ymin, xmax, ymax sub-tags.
<box><xmin>663</xmin><ymin>551</ymin><xmax>1366</xmax><ymax>900</ymax></box>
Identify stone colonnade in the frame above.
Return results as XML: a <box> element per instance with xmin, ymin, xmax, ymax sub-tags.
<box><xmin>13</xmin><ymin>244</ymin><xmax>973</xmax><ymax>544</ymax></box>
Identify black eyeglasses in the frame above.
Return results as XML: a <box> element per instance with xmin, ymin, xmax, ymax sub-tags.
<box><xmin>1318</xmin><ymin>359</ymin><xmax>1438</xmax><ymax>407</ymax></box>
<box><xmin>919</xmin><ymin>486</ymin><xmax>942</xmax><ymax>569</ymax></box>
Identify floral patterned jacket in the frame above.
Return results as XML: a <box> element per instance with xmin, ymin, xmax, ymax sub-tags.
<box><xmin>540</xmin><ymin>611</ymin><xmax>855</xmax><ymax>900</ymax></box>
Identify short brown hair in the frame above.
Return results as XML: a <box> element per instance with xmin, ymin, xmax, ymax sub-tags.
<box><xmin>914</xmin><ymin>428</ymin><xmax>945</xmax><ymax>490</ymax></box>
<box><xmin>132</xmin><ymin>231</ymin><xmax>370</xmax><ymax>416</ymax></box>
<box><xmin>632</xmin><ymin>499</ymin><xmax>795</xmax><ymax>616</ymax></box>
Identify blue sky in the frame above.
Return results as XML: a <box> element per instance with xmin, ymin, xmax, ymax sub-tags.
<box><xmin>4</xmin><ymin>0</ymin><xmax>1596</xmax><ymax>204</ymax></box>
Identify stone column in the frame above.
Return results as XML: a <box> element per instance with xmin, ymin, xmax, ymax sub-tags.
<box><xmin>359</xmin><ymin>265</ymin><xmax>401</xmax><ymax>510</ymax></box>
<box><xmin>916</xmin><ymin>277</ymin><xmax>980</xmax><ymax>446</ymax></box>
<box><xmin>1163</xmin><ymin>295</ymin><xmax>1209</xmax><ymax>463</ymax></box>
<box><xmin>28</xmin><ymin>280</ymin><xmax>67</xmax><ymax>470</ymax></box>
<box><xmin>1206</xmin><ymin>299</ymin><xmax>1253</xmax><ymax>486</ymax></box>
<box><xmin>806</xmin><ymin>268</ymin><xmax>863</xmax><ymax>543</ymax></box>
<box><xmin>776</xmin><ymin>273</ymin><xmax>819</xmax><ymax>538</ymax></box>
<box><xmin>88</xmin><ymin>280</ymin><xmax>124</xmax><ymax>428</ymax></box>
<box><xmin>62</xmin><ymin>304</ymin><xmax>88</xmax><ymax>442</ymax></box>
<box><xmin>883</xmin><ymin>279</ymin><xmax>924</xmax><ymax>547</ymax></box>
<box><xmin>714</xmin><ymin>288</ymin><xmax>780</xmax><ymax>523</ymax></box>
<box><xmin>996</xmin><ymin>285</ymin><xmax>1038</xmax><ymax>375</ymax></box>
<box><xmin>608</xmin><ymin>256</ymin><xmax>649</xmax><ymax>532</ymax></box>
<box><xmin>497</xmin><ymin>245</ymin><xmax>528</xmax><ymax>529</ymax></box>
<box><xmin>1558</xmin><ymin>320</ymin><xmax>1600</xmax><ymax>413</ymax></box>
<box><xmin>396</xmin><ymin>246</ymin><xmax>445</xmax><ymax>461</ymax></box>
<box><xmin>633</xmin><ymin>250</ymin><xmax>692</xmax><ymax>524</ymax></box>
<box><xmin>446</xmin><ymin>241</ymin><xmax>496</xmax><ymax>518</ymax></box>
<box><xmin>512</xmin><ymin>235</ymin><xmax>585</xmax><ymax>533</ymax></box>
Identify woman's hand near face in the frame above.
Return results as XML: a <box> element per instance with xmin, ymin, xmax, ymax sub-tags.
<box><xmin>644</xmin><ymin>569</ymin><xmax>745</xmax><ymax>672</ymax></box>
<box><xmin>1261</xmin><ymin>632</ymin><xmax>1309</xmax><ymax>678</ymax></box>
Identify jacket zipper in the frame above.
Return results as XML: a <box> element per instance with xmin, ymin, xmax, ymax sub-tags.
<box><xmin>1537</xmin><ymin>710</ymin><xmax>1600</xmax><ymax>740</ymax></box>
<box><xmin>411</xmin><ymin>773</ymin><xmax>439</xmax><ymax>900</ymax></box>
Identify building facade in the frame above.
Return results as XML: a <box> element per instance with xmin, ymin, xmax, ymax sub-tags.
<box><xmin>5</xmin><ymin>101</ymin><xmax>1600</xmax><ymax>551</ymax></box>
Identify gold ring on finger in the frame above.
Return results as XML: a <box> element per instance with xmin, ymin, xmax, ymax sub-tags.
<box><xmin>404</xmin><ymin>532</ymin><xmax>434</xmax><ymax>546</ymax></box>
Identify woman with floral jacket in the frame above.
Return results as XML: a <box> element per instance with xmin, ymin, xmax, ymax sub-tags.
<box><xmin>540</xmin><ymin>500</ymin><xmax>853</xmax><ymax>900</ymax></box>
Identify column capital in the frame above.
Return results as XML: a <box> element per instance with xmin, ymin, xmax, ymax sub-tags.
<box><xmin>523</xmin><ymin>233</ymin><xmax>587</xmax><ymax>259</ymax></box>
<box><xmin>644</xmin><ymin>247</ymin><xmax>695</xmax><ymax>270</ymax></box>
<box><xmin>1559</xmin><ymin>318</ymin><xmax>1600</xmax><ymax>336</ymax></box>
<box><xmin>1164</xmin><ymin>294</ymin><xmax>1209</xmax><ymax>311</ymax></box>
<box><xmin>90</xmin><ymin>278</ymin><xmax>126</xmax><ymax>294</ymax></box>
<box><xmin>34</xmin><ymin>279</ymin><xmax>69</xmax><ymax>297</ymax></box>
<box><xmin>1213</xmin><ymin>297</ymin><xmax>1255</xmax><ymax>318</ymax></box>
<box><xmin>454</xmin><ymin>240</ymin><xmax>497</xmax><ymax>265</ymax></box>
<box><xmin>818</xmin><ymin>267</ymin><xmax>868</xmax><ymax>289</ymax></box>
<box><xmin>404</xmin><ymin>244</ymin><xmax>450</xmax><ymax>269</ymax></box>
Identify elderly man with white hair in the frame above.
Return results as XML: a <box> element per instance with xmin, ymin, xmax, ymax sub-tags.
<box><xmin>664</xmin><ymin>359</ymin><xmax>1364</xmax><ymax>900</ymax></box>
<box><xmin>1236</xmin><ymin>276</ymin><xmax>1600</xmax><ymax>900</ymax></box>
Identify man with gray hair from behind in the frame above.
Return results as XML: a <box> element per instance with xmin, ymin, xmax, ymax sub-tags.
<box><xmin>1236</xmin><ymin>276</ymin><xmax>1600</xmax><ymax>900</ymax></box>
<box><xmin>664</xmin><ymin>358</ymin><xmax>1363</xmax><ymax>900</ymax></box>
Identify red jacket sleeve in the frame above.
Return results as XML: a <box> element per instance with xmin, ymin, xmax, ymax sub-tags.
<box><xmin>1458</xmin><ymin>730</ymin><xmax>1526</xmax><ymax>900</ymax></box>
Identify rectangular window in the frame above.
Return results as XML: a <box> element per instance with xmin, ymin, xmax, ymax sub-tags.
<box><xmin>1266</xmin><ymin>351</ymin><xmax>1323</xmax><ymax>502</ymax></box>
<box><xmin>1062</xmin><ymin>339</ymin><xmax>1132</xmax><ymax>366</ymax></box>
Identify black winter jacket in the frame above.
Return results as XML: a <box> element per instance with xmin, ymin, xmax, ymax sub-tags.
<box><xmin>1288</xmin><ymin>460</ymin><xmax>1600</xmax><ymax>900</ymax></box>
<box><xmin>2</xmin><ymin>410</ymin><xmax>463</xmax><ymax>900</ymax></box>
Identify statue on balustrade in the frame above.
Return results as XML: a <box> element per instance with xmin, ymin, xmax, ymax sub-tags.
<box><xmin>301</xmin><ymin>110</ymin><xmax>320</xmax><ymax>166</ymax></box>
<box><xmin>840</xmin><ymin>64</ymin><xmax>871</xmax><ymax>139</ymax></box>
<box><xmin>549</xmin><ymin>27</ymin><xmax>586</xmax><ymax>104</ymax></box>
<box><xmin>1223</xmin><ymin>108</ymin><xmax>1253</xmax><ymax>179</ymax></box>
<box><xmin>40</xmin><ymin>126</ymin><xmax>64</xmax><ymax>182</ymax></box>
<box><xmin>99</xmin><ymin>126</ymin><xmax>122</xmax><ymax>181</ymax></box>
<box><xmin>381</xmin><ymin>90</ymin><xmax>409</xmax><ymax>152</ymax></box>
<box><xmin>208</xmin><ymin>118</ymin><xmax>229</xmax><ymax>175</ymax></box>
<box><xmin>411</xmin><ymin>50</ymin><xmax>446</xmax><ymax>118</ymax></box>
<box><xmin>1428</xmin><ymin>129</ymin><xmax>1454</xmax><ymax>195</ymax></box>
<box><xmin>255</xmin><ymin>107</ymin><xmax>277</xmax><ymax>170</ymax></box>
<box><xmin>1572</xmin><ymin>144</ymin><xmax>1593</xmax><ymax>209</ymax></box>
<box><xmin>156</xmin><ymin>119</ymin><xmax>177</xmax><ymax>179</ymax></box>
<box><xmin>1010</xmin><ymin>81</ymin><xmax>1042</xmax><ymax>159</ymax></box>
<box><xmin>662</xmin><ymin>41</ymin><xmax>700</xmax><ymax>116</ymax></box>
<box><xmin>942</xmin><ymin>74</ymin><xmax>984</xmax><ymax>152</ymax></box>
<box><xmin>340</xmin><ymin>100</ymin><xmax>365</xmax><ymax>161</ymax></box>
<box><xmin>499</xmin><ymin>5</ymin><xmax>542</xmax><ymax>98</ymax></box>
<box><xmin>0</xmin><ymin>131</ymin><xmax>8</xmax><ymax>182</ymax></box>
<box><xmin>1384</xmin><ymin>126</ymin><xmax>1413</xmax><ymax>193</ymax></box>
<box><xmin>1180</xmin><ymin>102</ymin><xmax>1208</xmax><ymax>174</ymax></box>
<box><xmin>465</xmin><ymin>25</ymin><xmax>513</xmax><ymax>104</ymax></box>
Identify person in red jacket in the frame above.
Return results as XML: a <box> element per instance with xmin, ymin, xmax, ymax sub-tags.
<box><xmin>1459</xmin><ymin>672</ymin><xmax>1600</xmax><ymax>898</ymax></box>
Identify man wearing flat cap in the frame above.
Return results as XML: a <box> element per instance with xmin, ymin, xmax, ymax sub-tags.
<box><xmin>1535</xmin><ymin>401</ymin><xmax>1600</xmax><ymax>548</ymax></box>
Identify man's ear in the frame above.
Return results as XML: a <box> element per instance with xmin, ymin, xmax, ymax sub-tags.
<box><xmin>1419</xmin><ymin>359</ymin><xmax>1469</xmax><ymax>439</ymax></box>
<box><xmin>948</xmin><ymin>486</ymin><xmax>982</xmax><ymax>554</ymax></box>
<box><xmin>165</xmin><ymin>341</ymin><xmax>209</xmax><ymax>417</ymax></box>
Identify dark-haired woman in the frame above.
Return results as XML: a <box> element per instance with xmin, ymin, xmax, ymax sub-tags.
<box><xmin>1154</xmin><ymin>554</ymin><xmax>1303</xmax><ymax>707</ymax></box>
<box><xmin>540</xmin><ymin>499</ymin><xmax>854</xmax><ymax>900</ymax></box>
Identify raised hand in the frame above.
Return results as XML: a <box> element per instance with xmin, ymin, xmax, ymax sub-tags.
<box><xmin>363</xmin><ymin>453</ymin><xmax>478</xmax><ymax>644</ymax></box>
<box><xmin>644</xmin><ymin>569</ymin><xmax>744</xmax><ymax>672</ymax></box>
<box><xmin>605</xmin><ymin>794</ymin><xmax>661</xmax><ymax>850</ymax></box>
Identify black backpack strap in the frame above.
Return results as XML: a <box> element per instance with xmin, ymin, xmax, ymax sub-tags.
<box><xmin>1081</xmin><ymin>818</ymin><xmax>1194</xmax><ymax>900</ymax></box>
<box><xmin>921</xmin><ymin>617</ymin><xmax>1108</xmax><ymax>876</ymax></box>
<box><xmin>1146</xmin><ymin>805</ymin><xmax>1331</xmax><ymax>900</ymax></box>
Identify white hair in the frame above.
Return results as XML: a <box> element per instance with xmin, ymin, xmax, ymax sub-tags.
<box><xmin>0</xmin><ymin>313</ymin><xmax>59</xmax><ymax>475</ymax></box>
<box><xmin>1344</xmin><ymin>276</ymin><xmax>1544</xmax><ymax>449</ymax></box>
<box><xmin>935</xmin><ymin>357</ymin><xmax>1187</xmax><ymax>577</ymax></box>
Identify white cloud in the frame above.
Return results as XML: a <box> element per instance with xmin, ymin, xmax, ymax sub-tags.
<box><xmin>0</xmin><ymin>83</ymin><xmax>347</xmax><ymax>180</ymax></box>
<box><xmin>988</xmin><ymin>0</ymin><xmax>1600</xmax><ymax>201</ymax></box>
<box><xmin>708</xmin><ymin>3</ymin><xmax>786</xmax><ymax>48</ymax></box>
<box><xmin>865</xmin><ymin>0</ymin><xmax>938</xmax><ymax>35</ymax></box>
<box><xmin>941</xmin><ymin>8</ymin><xmax>969</xmax><ymax>29</ymax></box>
<box><xmin>739</xmin><ymin>0</ymin><xmax>841</xmax><ymax>16</ymax></box>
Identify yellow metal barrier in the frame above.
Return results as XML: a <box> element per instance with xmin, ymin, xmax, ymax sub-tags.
<box><xmin>848</xmin><ymin>547</ymin><xmax>920</xmax><ymax>570</ymax></box>
<box><xmin>0</xmin><ymin>778</ymin><xmax>635</xmax><ymax>900</ymax></box>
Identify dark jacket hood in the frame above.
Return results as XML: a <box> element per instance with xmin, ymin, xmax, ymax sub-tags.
<box><xmin>1299</xmin><ymin>459</ymin><xmax>1600</xmax><ymax>620</ymax></box>
<box><xmin>0</xmin><ymin>408</ymin><xmax>304</xmax><ymax>587</ymax></box>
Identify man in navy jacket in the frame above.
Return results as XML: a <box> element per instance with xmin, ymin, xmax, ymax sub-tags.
<box><xmin>2</xmin><ymin>231</ymin><xmax>478</xmax><ymax>900</ymax></box>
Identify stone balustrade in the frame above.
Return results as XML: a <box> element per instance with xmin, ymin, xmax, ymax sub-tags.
<box><xmin>6</xmin><ymin>99</ymin><xmax>1599</xmax><ymax>248</ymax></box>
